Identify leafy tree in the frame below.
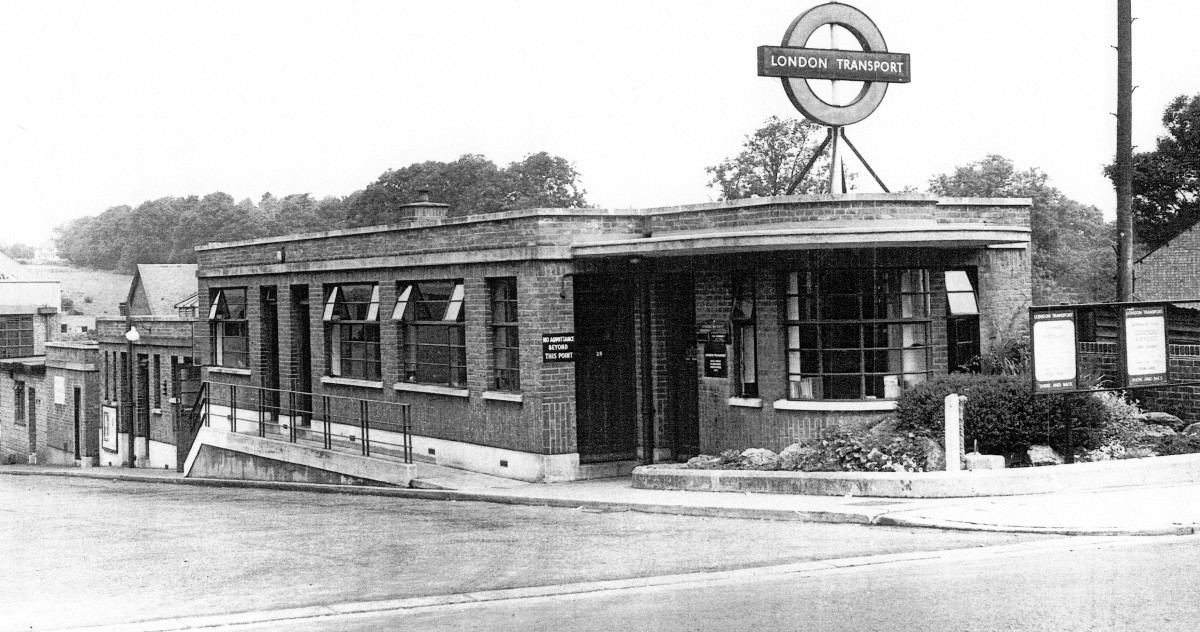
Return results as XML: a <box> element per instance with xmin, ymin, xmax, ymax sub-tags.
<box><xmin>1105</xmin><ymin>94</ymin><xmax>1200</xmax><ymax>248</ymax></box>
<box><xmin>346</xmin><ymin>152</ymin><xmax>587</xmax><ymax>227</ymax></box>
<box><xmin>705</xmin><ymin>116</ymin><xmax>833</xmax><ymax>199</ymax></box>
<box><xmin>928</xmin><ymin>154</ymin><xmax>1114</xmax><ymax>304</ymax></box>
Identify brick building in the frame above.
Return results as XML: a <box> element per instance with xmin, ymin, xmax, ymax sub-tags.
<box><xmin>0</xmin><ymin>278</ymin><xmax>98</xmax><ymax>466</ymax></box>
<box><xmin>191</xmin><ymin>193</ymin><xmax>1031</xmax><ymax>482</ymax></box>
<box><xmin>96</xmin><ymin>264</ymin><xmax>199</xmax><ymax>470</ymax></box>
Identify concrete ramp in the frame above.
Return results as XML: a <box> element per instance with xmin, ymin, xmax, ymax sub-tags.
<box><xmin>184</xmin><ymin>426</ymin><xmax>415</xmax><ymax>487</ymax></box>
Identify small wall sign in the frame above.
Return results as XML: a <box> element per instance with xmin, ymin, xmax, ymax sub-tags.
<box><xmin>542</xmin><ymin>333</ymin><xmax>576</xmax><ymax>362</ymax></box>
<box><xmin>1124</xmin><ymin>306</ymin><xmax>1168</xmax><ymax>386</ymax></box>
<box><xmin>703</xmin><ymin>341</ymin><xmax>728</xmax><ymax>378</ymax></box>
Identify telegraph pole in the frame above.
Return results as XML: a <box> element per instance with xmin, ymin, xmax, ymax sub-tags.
<box><xmin>1116</xmin><ymin>0</ymin><xmax>1134</xmax><ymax>301</ymax></box>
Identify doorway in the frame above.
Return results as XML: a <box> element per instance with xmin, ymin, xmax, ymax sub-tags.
<box><xmin>573</xmin><ymin>274</ymin><xmax>638</xmax><ymax>463</ymax></box>
<box><xmin>663</xmin><ymin>273</ymin><xmax>700</xmax><ymax>459</ymax></box>
<box><xmin>290</xmin><ymin>285</ymin><xmax>313</xmax><ymax>425</ymax></box>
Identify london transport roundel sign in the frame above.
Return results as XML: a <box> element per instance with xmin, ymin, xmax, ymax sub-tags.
<box><xmin>757</xmin><ymin>3</ymin><xmax>910</xmax><ymax>127</ymax></box>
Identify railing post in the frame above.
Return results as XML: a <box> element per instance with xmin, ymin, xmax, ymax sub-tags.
<box><xmin>404</xmin><ymin>404</ymin><xmax>412</xmax><ymax>464</ymax></box>
<box><xmin>230</xmin><ymin>384</ymin><xmax>237</xmax><ymax>433</ymax></box>
<box><xmin>257</xmin><ymin>387</ymin><xmax>265</xmax><ymax>438</ymax></box>
<box><xmin>360</xmin><ymin>400</ymin><xmax>370</xmax><ymax>457</ymax></box>
<box><xmin>323</xmin><ymin>396</ymin><xmax>332</xmax><ymax>450</ymax></box>
<box><xmin>289</xmin><ymin>390</ymin><xmax>297</xmax><ymax>443</ymax></box>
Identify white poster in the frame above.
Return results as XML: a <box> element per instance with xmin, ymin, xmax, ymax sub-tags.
<box><xmin>54</xmin><ymin>376</ymin><xmax>65</xmax><ymax>405</ymax></box>
<box><xmin>1032</xmin><ymin>314</ymin><xmax>1077</xmax><ymax>389</ymax></box>
<box><xmin>102</xmin><ymin>406</ymin><xmax>118</xmax><ymax>452</ymax></box>
<box><xmin>1125</xmin><ymin>307</ymin><xmax>1168</xmax><ymax>384</ymax></box>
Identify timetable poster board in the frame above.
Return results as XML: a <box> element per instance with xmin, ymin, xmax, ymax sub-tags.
<box><xmin>1124</xmin><ymin>306</ymin><xmax>1168</xmax><ymax>387</ymax></box>
<box><xmin>1032</xmin><ymin>310</ymin><xmax>1077</xmax><ymax>392</ymax></box>
<box><xmin>102</xmin><ymin>405</ymin><xmax>119</xmax><ymax>452</ymax></box>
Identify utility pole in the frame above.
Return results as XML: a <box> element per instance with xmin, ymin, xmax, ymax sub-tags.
<box><xmin>1116</xmin><ymin>0</ymin><xmax>1134</xmax><ymax>301</ymax></box>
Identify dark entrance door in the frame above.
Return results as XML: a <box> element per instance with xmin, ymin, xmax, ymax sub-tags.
<box><xmin>664</xmin><ymin>273</ymin><xmax>700</xmax><ymax>459</ymax></box>
<box><xmin>73</xmin><ymin>386</ymin><xmax>82</xmax><ymax>461</ymax></box>
<box><xmin>291</xmin><ymin>285</ymin><xmax>313</xmax><ymax>425</ymax></box>
<box><xmin>574</xmin><ymin>274</ymin><xmax>638</xmax><ymax>463</ymax></box>
<box><xmin>261</xmin><ymin>287</ymin><xmax>280</xmax><ymax>418</ymax></box>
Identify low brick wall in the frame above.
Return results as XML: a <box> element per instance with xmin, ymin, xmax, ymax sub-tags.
<box><xmin>633</xmin><ymin>453</ymin><xmax>1200</xmax><ymax>498</ymax></box>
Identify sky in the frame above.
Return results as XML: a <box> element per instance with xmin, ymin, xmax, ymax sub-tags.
<box><xmin>0</xmin><ymin>0</ymin><xmax>1196</xmax><ymax>246</ymax></box>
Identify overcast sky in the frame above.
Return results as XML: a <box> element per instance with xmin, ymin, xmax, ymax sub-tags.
<box><xmin>0</xmin><ymin>1</ymin><xmax>1194</xmax><ymax>246</ymax></box>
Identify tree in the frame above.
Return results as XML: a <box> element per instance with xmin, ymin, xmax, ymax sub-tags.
<box><xmin>705</xmin><ymin>116</ymin><xmax>833</xmax><ymax>199</ymax></box>
<box><xmin>1105</xmin><ymin>94</ymin><xmax>1200</xmax><ymax>248</ymax></box>
<box><xmin>928</xmin><ymin>155</ymin><xmax>1114</xmax><ymax>304</ymax></box>
<box><xmin>346</xmin><ymin>152</ymin><xmax>588</xmax><ymax>227</ymax></box>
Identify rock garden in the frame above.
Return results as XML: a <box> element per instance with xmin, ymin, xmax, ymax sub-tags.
<box><xmin>683</xmin><ymin>372</ymin><xmax>1200</xmax><ymax>474</ymax></box>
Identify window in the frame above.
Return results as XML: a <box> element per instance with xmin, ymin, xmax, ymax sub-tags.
<box><xmin>0</xmin><ymin>316</ymin><xmax>34</xmax><ymax>358</ymax></box>
<box><xmin>489</xmin><ymin>278</ymin><xmax>520</xmax><ymax>391</ymax></box>
<box><xmin>14</xmin><ymin>380</ymin><xmax>25</xmax><ymax>425</ymax></box>
<box><xmin>153</xmin><ymin>355</ymin><xmax>162</xmax><ymax>408</ymax></box>
<box><xmin>394</xmin><ymin>280</ymin><xmax>466</xmax><ymax>387</ymax></box>
<box><xmin>784</xmin><ymin>268</ymin><xmax>932</xmax><ymax>400</ymax></box>
<box><xmin>946</xmin><ymin>270</ymin><xmax>981</xmax><ymax>373</ymax></box>
<box><xmin>209</xmin><ymin>288</ymin><xmax>249</xmax><ymax>368</ymax></box>
<box><xmin>323</xmin><ymin>284</ymin><xmax>381</xmax><ymax>381</ymax></box>
<box><xmin>731</xmin><ymin>273</ymin><xmax>758</xmax><ymax>398</ymax></box>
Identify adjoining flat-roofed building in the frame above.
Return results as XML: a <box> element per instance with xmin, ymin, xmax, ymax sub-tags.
<box><xmin>96</xmin><ymin>264</ymin><xmax>199</xmax><ymax>470</ymax></box>
<box><xmin>189</xmin><ymin>193</ymin><xmax>1031</xmax><ymax>482</ymax></box>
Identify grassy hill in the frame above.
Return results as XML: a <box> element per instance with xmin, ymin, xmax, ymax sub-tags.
<box><xmin>23</xmin><ymin>264</ymin><xmax>132</xmax><ymax>317</ymax></box>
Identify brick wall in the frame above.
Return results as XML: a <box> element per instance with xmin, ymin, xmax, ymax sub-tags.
<box><xmin>1136</xmin><ymin>225</ymin><xmax>1200</xmax><ymax>300</ymax></box>
<box><xmin>42</xmin><ymin>343</ymin><xmax>100</xmax><ymax>464</ymax></box>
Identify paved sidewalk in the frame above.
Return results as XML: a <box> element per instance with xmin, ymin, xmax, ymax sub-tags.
<box><xmin>3</xmin><ymin>462</ymin><xmax>1198</xmax><ymax>536</ymax></box>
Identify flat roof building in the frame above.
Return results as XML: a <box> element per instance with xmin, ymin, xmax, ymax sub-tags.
<box><xmin>191</xmin><ymin>193</ymin><xmax>1031</xmax><ymax>482</ymax></box>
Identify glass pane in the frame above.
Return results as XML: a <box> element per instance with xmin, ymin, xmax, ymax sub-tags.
<box><xmin>392</xmin><ymin>284</ymin><xmax>413</xmax><ymax>321</ymax></box>
<box><xmin>945</xmin><ymin>270</ymin><xmax>974</xmax><ymax>293</ymax></box>
<box><xmin>823</xmin><ymin>350</ymin><xmax>861</xmax><ymax>373</ymax></box>
<box><xmin>948</xmin><ymin>291</ymin><xmax>979</xmax><ymax>316</ymax></box>
<box><xmin>902</xmin><ymin>323</ymin><xmax>928</xmax><ymax>347</ymax></box>
<box><xmin>823</xmin><ymin>293</ymin><xmax>860</xmax><ymax>320</ymax></box>
<box><xmin>821</xmin><ymin>324</ymin><xmax>859</xmax><ymax>348</ymax></box>
<box><xmin>824</xmin><ymin>375</ymin><xmax>861</xmax><ymax>400</ymax></box>
<box><xmin>788</xmin><ymin>351</ymin><xmax>801</xmax><ymax>375</ymax></box>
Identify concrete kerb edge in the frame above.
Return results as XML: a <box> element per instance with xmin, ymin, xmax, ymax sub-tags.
<box><xmin>0</xmin><ymin>467</ymin><xmax>875</xmax><ymax>525</ymax></box>
<box><xmin>871</xmin><ymin>514</ymin><xmax>1197</xmax><ymax>537</ymax></box>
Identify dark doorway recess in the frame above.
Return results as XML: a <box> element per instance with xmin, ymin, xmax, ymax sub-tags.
<box><xmin>574</xmin><ymin>274</ymin><xmax>638</xmax><ymax>463</ymax></box>
<box><xmin>663</xmin><ymin>273</ymin><xmax>700</xmax><ymax>459</ymax></box>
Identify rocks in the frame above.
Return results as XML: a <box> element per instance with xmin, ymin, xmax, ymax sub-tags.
<box><xmin>964</xmin><ymin>452</ymin><xmax>1006</xmax><ymax>470</ymax></box>
<box><xmin>866</xmin><ymin>417</ymin><xmax>902</xmax><ymax>438</ymax></box>
<box><xmin>1183</xmin><ymin>423</ymin><xmax>1200</xmax><ymax>437</ymax></box>
<box><xmin>1141</xmin><ymin>411</ymin><xmax>1186</xmax><ymax>431</ymax></box>
<box><xmin>739</xmin><ymin>448</ymin><xmax>780</xmax><ymax>470</ymax></box>
<box><xmin>918</xmin><ymin>437</ymin><xmax>946</xmax><ymax>471</ymax></box>
<box><xmin>1027</xmin><ymin>444</ymin><xmax>1064</xmax><ymax>466</ymax></box>
<box><xmin>1140</xmin><ymin>424</ymin><xmax>1177</xmax><ymax>439</ymax></box>
<box><xmin>778</xmin><ymin>443</ymin><xmax>815</xmax><ymax>470</ymax></box>
<box><xmin>685</xmin><ymin>455</ymin><xmax>721</xmax><ymax>469</ymax></box>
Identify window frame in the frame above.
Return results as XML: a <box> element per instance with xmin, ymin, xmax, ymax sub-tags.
<box><xmin>0</xmin><ymin>316</ymin><xmax>34</xmax><ymax>359</ymax></box>
<box><xmin>394</xmin><ymin>280</ymin><xmax>467</xmax><ymax>388</ymax></box>
<box><xmin>488</xmin><ymin>277</ymin><xmax>520</xmax><ymax>392</ymax></box>
<box><xmin>323</xmin><ymin>284</ymin><xmax>382</xmax><ymax>382</ymax></box>
<box><xmin>731</xmin><ymin>273</ymin><xmax>759</xmax><ymax>398</ymax></box>
<box><xmin>946</xmin><ymin>269</ymin><xmax>982</xmax><ymax>373</ymax></box>
<box><xmin>14</xmin><ymin>379</ymin><xmax>25</xmax><ymax>425</ymax></box>
<box><xmin>784</xmin><ymin>267</ymin><xmax>933</xmax><ymax>401</ymax></box>
<box><xmin>208</xmin><ymin>287</ymin><xmax>249</xmax><ymax>369</ymax></box>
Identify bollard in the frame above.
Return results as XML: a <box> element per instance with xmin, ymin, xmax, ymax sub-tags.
<box><xmin>944</xmin><ymin>394</ymin><xmax>967</xmax><ymax>471</ymax></box>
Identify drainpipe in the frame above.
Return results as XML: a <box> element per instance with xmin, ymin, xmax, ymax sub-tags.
<box><xmin>635</xmin><ymin>258</ymin><xmax>655</xmax><ymax>463</ymax></box>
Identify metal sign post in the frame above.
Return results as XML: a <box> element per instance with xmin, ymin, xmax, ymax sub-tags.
<box><xmin>757</xmin><ymin>3</ymin><xmax>910</xmax><ymax>193</ymax></box>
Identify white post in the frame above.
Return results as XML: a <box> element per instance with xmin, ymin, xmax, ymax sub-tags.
<box><xmin>944</xmin><ymin>394</ymin><xmax>965</xmax><ymax>472</ymax></box>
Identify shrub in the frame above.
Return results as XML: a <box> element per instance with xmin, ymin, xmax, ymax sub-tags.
<box><xmin>1152</xmin><ymin>434</ymin><xmax>1200</xmax><ymax>456</ymax></box>
<box><xmin>795</xmin><ymin>429</ymin><xmax>930</xmax><ymax>473</ymax></box>
<box><xmin>895</xmin><ymin>373</ymin><xmax>1106</xmax><ymax>458</ymax></box>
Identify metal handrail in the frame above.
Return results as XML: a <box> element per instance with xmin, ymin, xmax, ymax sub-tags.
<box><xmin>198</xmin><ymin>381</ymin><xmax>413</xmax><ymax>464</ymax></box>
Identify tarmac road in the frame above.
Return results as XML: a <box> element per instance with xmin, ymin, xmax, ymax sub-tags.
<box><xmin>0</xmin><ymin>475</ymin><xmax>1057</xmax><ymax>632</ymax></box>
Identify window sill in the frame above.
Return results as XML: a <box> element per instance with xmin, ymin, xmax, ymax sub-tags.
<box><xmin>321</xmin><ymin>376</ymin><xmax>384</xmax><ymax>389</ymax></box>
<box><xmin>772</xmin><ymin>399</ymin><xmax>898</xmax><ymax>412</ymax></box>
<box><xmin>483</xmin><ymin>391</ymin><xmax>523</xmax><ymax>403</ymax></box>
<box><xmin>728</xmin><ymin>397</ymin><xmax>763</xmax><ymax>409</ymax></box>
<box><xmin>208</xmin><ymin>366</ymin><xmax>251</xmax><ymax>376</ymax></box>
<box><xmin>393</xmin><ymin>382</ymin><xmax>469</xmax><ymax>398</ymax></box>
